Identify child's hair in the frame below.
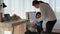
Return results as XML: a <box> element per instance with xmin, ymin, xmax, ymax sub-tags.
<box><xmin>36</xmin><ymin>12</ymin><xmax>41</xmax><ymax>18</ymax></box>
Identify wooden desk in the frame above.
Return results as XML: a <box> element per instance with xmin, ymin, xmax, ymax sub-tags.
<box><xmin>0</xmin><ymin>19</ymin><xmax>28</xmax><ymax>34</ymax></box>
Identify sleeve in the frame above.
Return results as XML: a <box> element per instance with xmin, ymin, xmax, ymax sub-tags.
<box><xmin>40</xmin><ymin>3</ymin><xmax>47</xmax><ymax>20</ymax></box>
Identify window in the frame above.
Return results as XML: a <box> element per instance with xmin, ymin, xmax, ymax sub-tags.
<box><xmin>4</xmin><ymin>0</ymin><xmax>36</xmax><ymax>19</ymax></box>
<box><xmin>4</xmin><ymin>0</ymin><xmax>60</xmax><ymax>19</ymax></box>
<box><xmin>56</xmin><ymin>0</ymin><xmax>60</xmax><ymax>19</ymax></box>
<box><xmin>41</xmin><ymin>0</ymin><xmax>60</xmax><ymax>19</ymax></box>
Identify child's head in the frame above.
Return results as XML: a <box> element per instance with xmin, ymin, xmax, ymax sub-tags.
<box><xmin>36</xmin><ymin>12</ymin><xmax>41</xmax><ymax>19</ymax></box>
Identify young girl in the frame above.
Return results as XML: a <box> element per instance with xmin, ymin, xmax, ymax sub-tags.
<box><xmin>31</xmin><ymin>12</ymin><xmax>43</xmax><ymax>34</ymax></box>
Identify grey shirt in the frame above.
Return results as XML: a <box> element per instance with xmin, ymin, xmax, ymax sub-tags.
<box><xmin>39</xmin><ymin>3</ymin><xmax>57</xmax><ymax>22</ymax></box>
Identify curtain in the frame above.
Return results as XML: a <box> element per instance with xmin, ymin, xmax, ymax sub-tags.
<box><xmin>4</xmin><ymin>0</ymin><xmax>60</xmax><ymax>19</ymax></box>
<box><xmin>41</xmin><ymin>0</ymin><xmax>60</xmax><ymax>19</ymax></box>
<box><xmin>4</xmin><ymin>0</ymin><xmax>38</xmax><ymax>19</ymax></box>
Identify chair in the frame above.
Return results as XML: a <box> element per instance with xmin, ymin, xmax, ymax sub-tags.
<box><xmin>26</xmin><ymin>12</ymin><xmax>46</xmax><ymax>32</ymax></box>
<box><xmin>26</xmin><ymin>12</ymin><xmax>36</xmax><ymax>30</ymax></box>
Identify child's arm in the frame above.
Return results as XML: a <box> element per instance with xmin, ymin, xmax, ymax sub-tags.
<box><xmin>31</xmin><ymin>22</ymin><xmax>35</xmax><ymax>26</ymax></box>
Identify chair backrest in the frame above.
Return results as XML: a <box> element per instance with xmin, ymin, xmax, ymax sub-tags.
<box><xmin>26</xmin><ymin>12</ymin><xmax>36</xmax><ymax>22</ymax></box>
<box><xmin>26</xmin><ymin>12</ymin><xmax>36</xmax><ymax>30</ymax></box>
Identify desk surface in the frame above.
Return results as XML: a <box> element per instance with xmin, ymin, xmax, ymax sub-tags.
<box><xmin>0</xmin><ymin>19</ymin><xmax>28</xmax><ymax>27</ymax></box>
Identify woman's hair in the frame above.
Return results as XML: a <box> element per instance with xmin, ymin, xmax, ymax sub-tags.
<box><xmin>36</xmin><ymin>12</ymin><xmax>41</xmax><ymax>18</ymax></box>
<box><xmin>39</xmin><ymin>1</ymin><xmax>44</xmax><ymax>3</ymax></box>
<box><xmin>32</xmin><ymin>1</ymin><xmax>39</xmax><ymax>6</ymax></box>
<box><xmin>32</xmin><ymin>1</ymin><xmax>44</xmax><ymax>6</ymax></box>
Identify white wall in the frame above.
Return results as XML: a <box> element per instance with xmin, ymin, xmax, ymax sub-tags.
<box><xmin>0</xmin><ymin>0</ymin><xmax>4</xmax><ymax>12</ymax></box>
<box><xmin>54</xmin><ymin>19</ymin><xmax>60</xmax><ymax>29</ymax></box>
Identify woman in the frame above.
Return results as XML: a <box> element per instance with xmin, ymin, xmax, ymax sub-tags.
<box><xmin>32</xmin><ymin>1</ymin><xmax>57</xmax><ymax>34</ymax></box>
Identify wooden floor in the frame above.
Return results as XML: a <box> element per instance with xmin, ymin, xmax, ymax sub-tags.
<box><xmin>43</xmin><ymin>28</ymin><xmax>60</xmax><ymax>33</ymax></box>
<box><xmin>25</xmin><ymin>29</ymin><xmax>60</xmax><ymax>34</ymax></box>
<box><xmin>42</xmin><ymin>32</ymin><xmax>60</xmax><ymax>34</ymax></box>
<box><xmin>52</xmin><ymin>29</ymin><xmax>60</xmax><ymax>33</ymax></box>
<box><xmin>25</xmin><ymin>30</ymin><xmax>60</xmax><ymax>34</ymax></box>
<box><xmin>42</xmin><ymin>29</ymin><xmax>60</xmax><ymax>34</ymax></box>
<box><xmin>26</xmin><ymin>32</ymin><xmax>60</xmax><ymax>34</ymax></box>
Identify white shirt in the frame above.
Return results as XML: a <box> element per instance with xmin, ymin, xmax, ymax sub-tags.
<box><xmin>33</xmin><ymin>17</ymin><xmax>43</xmax><ymax>23</ymax></box>
<box><xmin>39</xmin><ymin>3</ymin><xmax>57</xmax><ymax>22</ymax></box>
<box><xmin>29</xmin><ymin>17</ymin><xmax>42</xmax><ymax>32</ymax></box>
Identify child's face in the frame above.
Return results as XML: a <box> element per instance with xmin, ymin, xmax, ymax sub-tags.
<box><xmin>36</xmin><ymin>14</ymin><xmax>41</xmax><ymax>18</ymax></box>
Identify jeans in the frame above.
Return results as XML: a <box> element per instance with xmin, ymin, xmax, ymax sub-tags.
<box><xmin>46</xmin><ymin>20</ymin><xmax>57</xmax><ymax>34</ymax></box>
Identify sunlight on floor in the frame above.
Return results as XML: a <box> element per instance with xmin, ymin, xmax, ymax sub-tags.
<box><xmin>4</xmin><ymin>31</ymin><xmax>12</xmax><ymax>34</ymax></box>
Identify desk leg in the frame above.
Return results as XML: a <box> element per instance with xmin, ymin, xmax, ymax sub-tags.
<box><xmin>12</xmin><ymin>26</ymin><xmax>14</xmax><ymax>34</ymax></box>
<box><xmin>13</xmin><ymin>25</ymin><xmax>20</xmax><ymax>34</ymax></box>
<box><xmin>12</xmin><ymin>23</ymin><xmax>26</xmax><ymax>34</ymax></box>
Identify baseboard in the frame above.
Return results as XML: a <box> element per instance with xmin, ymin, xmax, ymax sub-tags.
<box><xmin>52</xmin><ymin>29</ymin><xmax>60</xmax><ymax>33</ymax></box>
<box><xmin>43</xmin><ymin>28</ymin><xmax>60</xmax><ymax>33</ymax></box>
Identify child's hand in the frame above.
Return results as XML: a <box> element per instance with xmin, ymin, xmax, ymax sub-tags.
<box><xmin>31</xmin><ymin>22</ymin><xmax>35</xmax><ymax>26</ymax></box>
<box><xmin>31</xmin><ymin>22</ymin><xmax>37</xmax><ymax>28</ymax></box>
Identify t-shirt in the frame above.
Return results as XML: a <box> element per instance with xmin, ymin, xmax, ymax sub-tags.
<box><xmin>39</xmin><ymin>3</ymin><xmax>57</xmax><ymax>22</ymax></box>
<box><xmin>29</xmin><ymin>17</ymin><xmax>42</xmax><ymax>32</ymax></box>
